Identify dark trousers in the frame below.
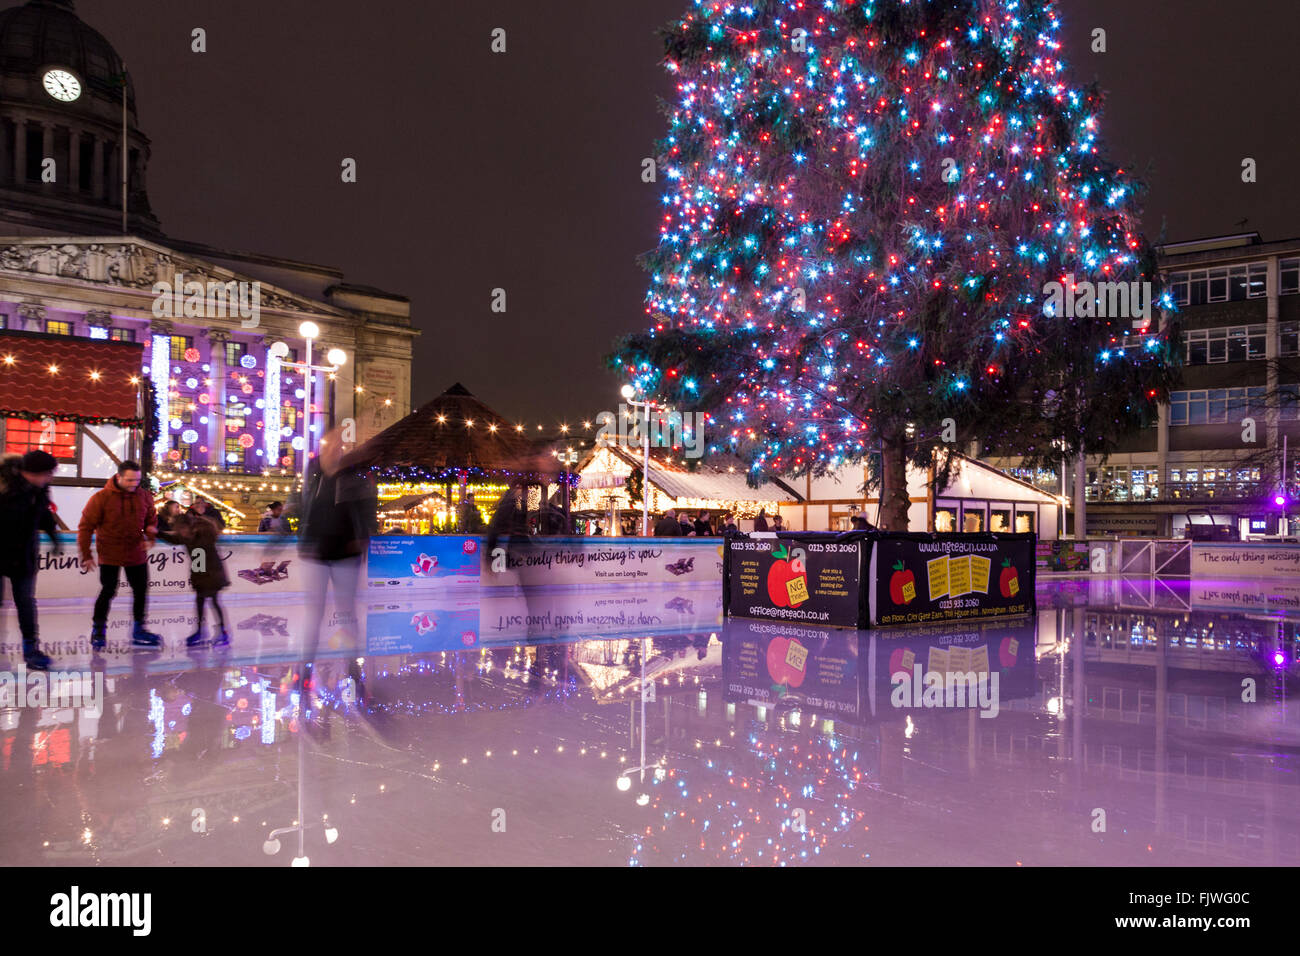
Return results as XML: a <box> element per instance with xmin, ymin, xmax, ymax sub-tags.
<box><xmin>93</xmin><ymin>563</ymin><xmax>148</xmax><ymax>626</ymax></box>
<box><xmin>195</xmin><ymin>591</ymin><xmax>226</xmax><ymax>630</ymax></box>
<box><xmin>2</xmin><ymin>571</ymin><xmax>38</xmax><ymax>644</ymax></box>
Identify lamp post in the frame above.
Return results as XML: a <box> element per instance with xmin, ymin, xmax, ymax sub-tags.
<box><xmin>269</xmin><ymin>322</ymin><xmax>347</xmax><ymax>493</ymax></box>
<box><xmin>621</xmin><ymin>385</ymin><xmax>658</xmax><ymax>536</ymax></box>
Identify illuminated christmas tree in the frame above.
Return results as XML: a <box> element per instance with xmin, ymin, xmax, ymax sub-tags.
<box><xmin>612</xmin><ymin>0</ymin><xmax>1179</xmax><ymax>528</ymax></box>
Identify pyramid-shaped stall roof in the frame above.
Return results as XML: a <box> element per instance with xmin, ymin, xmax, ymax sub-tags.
<box><xmin>348</xmin><ymin>383</ymin><xmax>557</xmax><ymax>481</ymax></box>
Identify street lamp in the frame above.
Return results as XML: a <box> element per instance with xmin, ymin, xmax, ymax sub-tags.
<box><xmin>621</xmin><ymin>384</ymin><xmax>657</xmax><ymax>536</ymax></box>
<box><xmin>270</xmin><ymin>323</ymin><xmax>347</xmax><ymax>492</ymax></box>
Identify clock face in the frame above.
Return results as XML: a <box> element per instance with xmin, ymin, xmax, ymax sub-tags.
<box><xmin>42</xmin><ymin>69</ymin><xmax>81</xmax><ymax>102</ymax></box>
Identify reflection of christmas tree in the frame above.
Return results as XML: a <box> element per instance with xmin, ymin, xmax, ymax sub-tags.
<box><xmin>612</xmin><ymin>0</ymin><xmax>1178</xmax><ymax>529</ymax></box>
<box><xmin>629</xmin><ymin>725</ymin><xmax>870</xmax><ymax>865</ymax></box>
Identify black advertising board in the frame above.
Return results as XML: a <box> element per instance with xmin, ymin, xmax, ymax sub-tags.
<box><xmin>723</xmin><ymin>531</ymin><xmax>1037</xmax><ymax>629</ymax></box>
<box><xmin>723</xmin><ymin>533</ymin><xmax>865</xmax><ymax>628</ymax></box>
<box><xmin>721</xmin><ymin>618</ymin><xmax>861</xmax><ymax>720</ymax></box>
<box><xmin>868</xmin><ymin>533</ymin><xmax>1036</xmax><ymax>627</ymax></box>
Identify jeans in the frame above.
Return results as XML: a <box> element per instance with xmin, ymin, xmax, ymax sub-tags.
<box><xmin>93</xmin><ymin>563</ymin><xmax>149</xmax><ymax>626</ymax></box>
<box><xmin>300</xmin><ymin>556</ymin><xmax>362</xmax><ymax>664</ymax></box>
<box><xmin>2</xmin><ymin>571</ymin><xmax>38</xmax><ymax>644</ymax></box>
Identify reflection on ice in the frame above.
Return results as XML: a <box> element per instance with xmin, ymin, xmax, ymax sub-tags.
<box><xmin>0</xmin><ymin>578</ymin><xmax>1297</xmax><ymax>866</ymax></box>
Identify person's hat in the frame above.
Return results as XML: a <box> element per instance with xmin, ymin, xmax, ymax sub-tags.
<box><xmin>20</xmin><ymin>449</ymin><xmax>57</xmax><ymax>473</ymax></box>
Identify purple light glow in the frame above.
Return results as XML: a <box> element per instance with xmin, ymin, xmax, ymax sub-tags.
<box><xmin>1276</xmin><ymin>496</ymin><xmax>1287</xmax><ymax>506</ymax></box>
<box><xmin>1275</xmin><ymin>651</ymin><xmax>1286</xmax><ymax>666</ymax></box>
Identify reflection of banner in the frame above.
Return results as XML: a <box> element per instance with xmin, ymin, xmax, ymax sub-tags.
<box><xmin>1190</xmin><ymin>579</ymin><xmax>1300</xmax><ymax>614</ymax></box>
<box><xmin>35</xmin><ymin>535</ymin><xmax>308</xmax><ymax>600</ymax></box>
<box><xmin>721</xmin><ymin>618</ymin><xmax>860</xmax><ymax>719</ymax></box>
<box><xmin>479</xmin><ymin>537</ymin><xmax>721</xmax><ymax>588</ymax></box>
<box><xmin>367</xmin><ymin>535</ymin><xmax>481</xmax><ymax>590</ymax></box>
<box><xmin>866</xmin><ymin>616</ymin><xmax>1036</xmax><ymax>718</ymax></box>
<box><xmin>1190</xmin><ymin>543</ymin><xmax>1300</xmax><ymax>580</ymax></box>
<box><xmin>869</xmin><ymin>534</ymin><xmax>1035</xmax><ymax>626</ymax></box>
<box><xmin>723</xmin><ymin>534</ymin><xmax>864</xmax><ymax>627</ymax></box>
<box><xmin>365</xmin><ymin>585</ymin><xmax>722</xmax><ymax>651</ymax></box>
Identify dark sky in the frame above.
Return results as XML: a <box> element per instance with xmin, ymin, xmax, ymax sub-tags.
<box><xmin>78</xmin><ymin>0</ymin><xmax>1300</xmax><ymax>426</ymax></box>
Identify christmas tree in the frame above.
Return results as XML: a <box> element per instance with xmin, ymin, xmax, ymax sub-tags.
<box><xmin>612</xmin><ymin>0</ymin><xmax>1180</xmax><ymax>529</ymax></box>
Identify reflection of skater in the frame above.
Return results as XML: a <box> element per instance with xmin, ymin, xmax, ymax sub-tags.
<box><xmin>78</xmin><ymin>461</ymin><xmax>162</xmax><ymax>649</ymax></box>
<box><xmin>297</xmin><ymin>428</ymin><xmax>377</xmax><ymax>705</ymax></box>
<box><xmin>0</xmin><ymin>451</ymin><xmax>60</xmax><ymax>670</ymax></box>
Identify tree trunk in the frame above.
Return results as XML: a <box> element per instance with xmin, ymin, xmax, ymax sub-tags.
<box><xmin>879</xmin><ymin>434</ymin><xmax>911</xmax><ymax>531</ymax></box>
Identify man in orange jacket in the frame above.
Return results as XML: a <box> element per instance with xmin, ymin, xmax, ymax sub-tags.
<box><xmin>77</xmin><ymin>460</ymin><xmax>161</xmax><ymax>648</ymax></box>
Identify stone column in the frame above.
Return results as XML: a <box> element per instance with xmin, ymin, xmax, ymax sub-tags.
<box><xmin>69</xmin><ymin>128</ymin><xmax>81</xmax><ymax>194</ymax></box>
<box><xmin>41</xmin><ymin>123</ymin><xmax>53</xmax><ymax>188</ymax></box>
<box><xmin>208</xmin><ymin>330</ymin><xmax>230</xmax><ymax>473</ymax></box>
<box><xmin>14</xmin><ymin>117</ymin><xmax>27</xmax><ymax>184</ymax></box>
<box><xmin>17</xmin><ymin>303</ymin><xmax>45</xmax><ymax>332</ymax></box>
<box><xmin>91</xmin><ymin>136</ymin><xmax>104</xmax><ymax>200</ymax></box>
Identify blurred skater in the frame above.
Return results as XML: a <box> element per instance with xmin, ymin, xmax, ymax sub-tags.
<box><xmin>0</xmin><ymin>450</ymin><xmax>60</xmax><ymax>670</ymax></box>
<box><xmin>161</xmin><ymin>513</ymin><xmax>230</xmax><ymax>647</ymax></box>
<box><xmin>296</xmin><ymin>428</ymin><xmax>377</xmax><ymax>707</ymax></box>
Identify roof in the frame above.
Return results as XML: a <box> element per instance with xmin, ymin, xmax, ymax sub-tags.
<box><xmin>348</xmin><ymin>383</ymin><xmax>558</xmax><ymax>480</ymax></box>
<box><xmin>0</xmin><ymin>328</ymin><xmax>143</xmax><ymax>424</ymax></box>
<box><xmin>602</xmin><ymin>445</ymin><xmax>796</xmax><ymax>504</ymax></box>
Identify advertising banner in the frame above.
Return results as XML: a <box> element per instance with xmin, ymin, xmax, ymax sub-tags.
<box><xmin>869</xmin><ymin>533</ymin><xmax>1036</xmax><ymax>627</ymax></box>
<box><xmin>478</xmin><ymin>536</ymin><xmax>722</xmax><ymax>588</ymax></box>
<box><xmin>721</xmin><ymin>618</ymin><xmax>861</xmax><ymax>720</ymax></box>
<box><xmin>366</xmin><ymin>535</ymin><xmax>482</xmax><ymax>590</ymax></box>
<box><xmin>34</xmin><ymin>534</ymin><xmax>309</xmax><ymax>602</ymax></box>
<box><xmin>723</xmin><ymin>534</ymin><xmax>864</xmax><ymax>627</ymax></box>
<box><xmin>1190</xmin><ymin>543</ymin><xmax>1300</xmax><ymax>580</ymax></box>
<box><xmin>1036</xmin><ymin>539</ymin><xmax>1088</xmax><ymax>572</ymax></box>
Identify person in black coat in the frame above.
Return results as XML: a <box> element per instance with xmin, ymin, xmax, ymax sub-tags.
<box><xmin>186</xmin><ymin>496</ymin><xmax>225</xmax><ymax>531</ymax></box>
<box><xmin>0</xmin><ymin>451</ymin><xmax>60</xmax><ymax>669</ymax></box>
<box><xmin>693</xmin><ymin>510</ymin><xmax>713</xmax><ymax>536</ymax></box>
<box><xmin>653</xmin><ymin>509</ymin><xmax>683</xmax><ymax>536</ymax></box>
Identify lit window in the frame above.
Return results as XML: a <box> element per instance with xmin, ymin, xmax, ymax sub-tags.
<box><xmin>111</xmin><ymin>328</ymin><xmax>135</xmax><ymax>343</ymax></box>
<box><xmin>45</xmin><ymin>320</ymin><xmax>73</xmax><ymax>336</ymax></box>
<box><xmin>4</xmin><ymin>418</ymin><xmax>75</xmax><ymax>459</ymax></box>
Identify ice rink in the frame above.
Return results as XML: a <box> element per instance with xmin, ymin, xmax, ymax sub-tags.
<box><xmin>1</xmin><ymin>576</ymin><xmax>1296</xmax><ymax>866</ymax></box>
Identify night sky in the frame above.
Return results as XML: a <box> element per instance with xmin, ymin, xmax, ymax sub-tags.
<box><xmin>76</xmin><ymin>0</ymin><xmax>1300</xmax><ymax>426</ymax></box>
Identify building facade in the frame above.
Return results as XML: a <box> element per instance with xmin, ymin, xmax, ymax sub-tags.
<box><xmin>0</xmin><ymin>0</ymin><xmax>416</xmax><ymax>524</ymax></box>
<box><xmin>988</xmin><ymin>232</ymin><xmax>1300</xmax><ymax>539</ymax></box>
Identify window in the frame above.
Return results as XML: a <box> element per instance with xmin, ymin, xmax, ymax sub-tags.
<box><xmin>0</xmin><ymin>314</ymin><xmax>7</xmax><ymax>330</ymax></box>
<box><xmin>1281</xmin><ymin>258</ymin><xmax>1299</xmax><ymax>296</ymax></box>
<box><xmin>45</xmin><ymin>320</ymin><xmax>73</xmax><ymax>336</ymax></box>
<box><xmin>1282</xmin><ymin>322</ymin><xmax>1299</xmax><ymax>357</ymax></box>
<box><xmin>111</xmin><ymin>328</ymin><xmax>135</xmax><ymax>343</ymax></box>
<box><xmin>170</xmin><ymin>435</ymin><xmax>191</xmax><ymax>463</ymax></box>
<box><xmin>224</xmin><ymin>437</ymin><xmax>244</xmax><ymax>468</ymax></box>
<box><xmin>278</xmin><ymin>442</ymin><xmax>294</xmax><ymax>465</ymax></box>
<box><xmin>1172</xmin><ymin>387</ymin><xmax>1285</xmax><ymax>425</ymax></box>
<box><xmin>225</xmin><ymin>341</ymin><xmax>246</xmax><ymax>366</ymax></box>
<box><xmin>1184</xmin><ymin>325</ymin><xmax>1267</xmax><ymax>364</ymax></box>
<box><xmin>4</xmin><ymin>417</ymin><xmax>76</xmax><ymax>459</ymax></box>
<box><xmin>280</xmin><ymin>404</ymin><xmax>297</xmax><ymax>429</ymax></box>
<box><xmin>1171</xmin><ymin>263</ymin><xmax>1268</xmax><ymax>305</ymax></box>
<box><xmin>169</xmin><ymin>335</ymin><xmax>193</xmax><ymax>361</ymax></box>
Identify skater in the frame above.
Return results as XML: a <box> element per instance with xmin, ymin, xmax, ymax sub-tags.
<box><xmin>0</xmin><ymin>450</ymin><xmax>60</xmax><ymax>670</ymax></box>
<box><xmin>258</xmin><ymin>501</ymin><xmax>289</xmax><ymax>533</ymax></box>
<box><xmin>161</xmin><ymin>513</ymin><xmax>230</xmax><ymax>647</ymax></box>
<box><xmin>78</xmin><ymin>460</ymin><xmax>162</xmax><ymax>648</ymax></box>
<box><xmin>296</xmin><ymin>428</ymin><xmax>377</xmax><ymax>706</ymax></box>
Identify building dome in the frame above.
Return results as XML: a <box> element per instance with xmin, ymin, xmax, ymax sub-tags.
<box><xmin>0</xmin><ymin>0</ymin><xmax>160</xmax><ymax>237</ymax></box>
<box><xmin>0</xmin><ymin>0</ymin><xmax>135</xmax><ymax>108</ymax></box>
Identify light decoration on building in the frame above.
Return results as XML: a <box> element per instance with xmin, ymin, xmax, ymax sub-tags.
<box><xmin>88</xmin><ymin>326</ymin><xmax>108</xmax><ymax>340</ymax></box>
<box><xmin>150</xmin><ymin>334</ymin><xmax>171</xmax><ymax>465</ymax></box>
<box><xmin>265</xmin><ymin>346</ymin><xmax>282</xmax><ymax>464</ymax></box>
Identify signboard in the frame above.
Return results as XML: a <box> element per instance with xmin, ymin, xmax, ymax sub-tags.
<box><xmin>479</xmin><ymin>536</ymin><xmax>721</xmax><ymax>588</ymax></box>
<box><xmin>1190</xmin><ymin>543</ymin><xmax>1300</xmax><ymax>579</ymax></box>
<box><xmin>723</xmin><ymin>535</ymin><xmax>864</xmax><ymax>627</ymax></box>
<box><xmin>868</xmin><ymin>533</ymin><xmax>1036</xmax><ymax>626</ymax></box>
<box><xmin>1036</xmin><ymin>539</ymin><xmax>1088</xmax><ymax>572</ymax></box>
<box><xmin>1085</xmin><ymin>513</ymin><xmax>1162</xmax><ymax>536</ymax></box>
<box><xmin>367</xmin><ymin>535</ymin><xmax>481</xmax><ymax>589</ymax></box>
<box><xmin>721</xmin><ymin>619</ymin><xmax>861</xmax><ymax>719</ymax></box>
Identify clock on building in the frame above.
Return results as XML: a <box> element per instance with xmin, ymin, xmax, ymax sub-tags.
<box><xmin>42</xmin><ymin>68</ymin><xmax>81</xmax><ymax>102</ymax></box>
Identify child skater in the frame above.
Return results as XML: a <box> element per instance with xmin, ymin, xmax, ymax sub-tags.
<box><xmin>165</xmin><ymin>512</ymin><xmax>231</xmax><ymax>647</ymax></box>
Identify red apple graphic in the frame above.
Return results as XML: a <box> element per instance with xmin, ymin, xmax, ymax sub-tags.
<box><xmin>766</xmin><ymin>636</ymin><xmax>807</xmax><ymax>689</ymax></box>
<box><xmin>998</xmin><ymin>636</ymin><xmax>1019</xmax><ymax>669</ymax></box>
<box><xmin>766</xmin><ymin>544</ymin><xmax>808</xmax><ymax>607</ymax></box>
<box><xmin>889</xmin><ymin>560</ymin><xmax>917</xmax><ymax>605</ymax></box>
<box><xmin>998</xmin><ymin>559</ymin><xmax>1020</xmax><ymax>598</ymax></box>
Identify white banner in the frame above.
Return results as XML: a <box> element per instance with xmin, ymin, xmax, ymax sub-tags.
<box><xmin>1190</xmin><ymin>543</ymin><xmax>1300</xmax><ymax>579</ymax></box>
<box><xmin>479</xmin><ymin>537</ymin><xmax>723</xmax><ymax>588</ymax></box>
